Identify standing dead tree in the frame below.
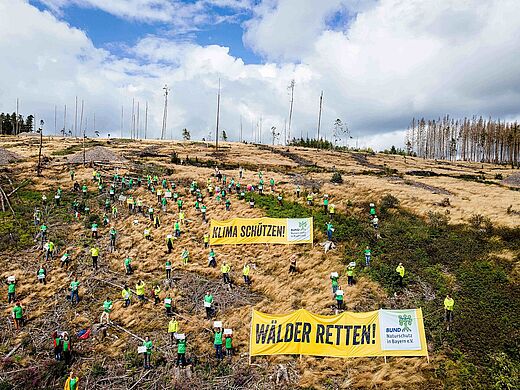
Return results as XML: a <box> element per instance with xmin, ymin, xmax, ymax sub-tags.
<box><xmin>407</xmin><ymin>115</ymin><xmax>520</xmax><ymax>167</ymax></box>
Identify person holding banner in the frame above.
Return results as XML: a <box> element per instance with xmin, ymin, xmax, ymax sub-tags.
<box><xmin>168</xmin><ymin>317</ymin><xmax>179</xmax><ymax>343</ymax></box>
<box><xmin>335</xmin><ymin>287</ymin><xmax>344</xmax><ymax>310</ymax></box>
<box><xmin>213</xmin><ymin>328</ymin><xmax>224</xmax><ymax>360</ymax></box>
<box><xmin>166</xmin><ymin>235</ymin><xmax>174</xmax><ymax>254</ymax></box>
<box><xmin>444</xmin><ymin>294</ymin><xmax>455</xmax><ymax>330</ymax></box>
<box><xmin>208</xmin><ymin>249</ymin><xmax>216</xmax><ymax>268</ymax></box>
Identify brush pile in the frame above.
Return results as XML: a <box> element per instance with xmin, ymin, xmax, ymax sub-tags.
<box><xmin>68</xmin><ymin>146</ymin><xmax>127</xmax><ymax>164</ymax></box>
<box><xmin>0</xmin><ymin>147</ymin><xmax>22</xmax><ymax>164</ymax></box>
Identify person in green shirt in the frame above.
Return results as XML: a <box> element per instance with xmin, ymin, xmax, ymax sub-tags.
<box><xmin>181</xmin><ymin>249</ymin><xmax>189</xmax><ymax>266</ymax></box>
<box><xmin>109</xmin><ymin>227</ymin><xmax>117</xmax><ymax>251</ymax></box>
<box><xmin>364</xmin><ymin>246</ymin><xmax>371</xmax><ymax>267</ymax></box>
<box><xmin>64</xmin><ymin>371</ymin><xmax>79</xmax><ymax>390</ymax></box>
<box><xmin>330</xmin><ymin>273</ymin><xmax>339</xmax><ymax>295</ymax></box>
<box><xmin>176</xmin><ymin>338</ymin><xmax>187</xmax><ymax>367</ymax></box>
<box><xmin>165</xmin><ymin>260</ymin><xmax>172</xmax><ymax>279</ymax></box>
<box><xmin>177</xmin><ymin>198</ymin><xmax>183</xmax><ymax>211</ymax></box>
<box><xmin>204</xmin><ymin>292</ymin><xmax>213</xmax><ymax>319</ymax></box>
<box><xmin>201</xmin><ymin>204</ymin><xmax>207</xmax><ymax>222</ymax></box>
<box><xmin>225</xmin><ymin>198</ymin><xmax>231</xmax><ymax>211</ymax></box>
<box><xmin>323</xmin><ymin>196</ymin><xmax>329</xmax><ymax>212</ymax></box>
<box><xmin>225</xmin><ymin>333</ymin><xmax>233</xmax><ymax>356</ymax></box>
<box><xmin>335</xmin><ymin>287</ymin><xmax>344</xmax><ymax>310</ymax></box>
<box><xmin>70</xmin><ymin>170</ymin><xmax>75</xmax><ymax>181</ymax></box>
<box><xmin>37</xmin><ymin>265</ymin><xmax>47</xmax><ymax>285</ymax></box>
<box><xmin>7</xmin><ymin>281</ymin><xmax>16</xmax><ymax>303</ymax></box>
<box><xmin>174</xmin><ymin>221</ymin><xmax>181</xmax><ymax>238</ymax></box>
<box><xmin>369</xmin><ymin>203</ymin><xmax>376</xmax><ymax>217</ymax></box>
<box><xmin>70</xmin><ymin>278</ymin><xmax>80</xmax><ymax>305</ymax></box>
<box><xmin>12</xmin><ymin>302</ymin><xmax>23</xmax><ymax>330</ymax></box>
<box><xmin>326</xmin><ymin>222</ymin><xmax>334</xmax><ymax>241</ymax></box>
<box><xmin>52</xmin><ymin>331</ymin><xmax>62</xmax><ymax>361</ymax></box>
<box><xmin>164</xmin><ymin>295</ymin><xmax>173</xmax><ymax>316</ymax></box>
<box><xmin>91</xmin><ymin>222</ymin><xmax>98</xmax><ymax>238</ymax></box>
<box><xmin>208</xmin><ymin>248</ymin><xmax>216</xmax><ymax>268</ymax></box>
<box><xmin>100</xmin><ymin>297</ymin><xmax>113</xmax><ymax>324</ymax></box>
<box><xmin>214</xmin><ymin>328</ymin><xmax>223</xmax><ymax>360</ymax></box>
<box><xmin>143</xmin><ymin>336</ymin><xmax>153</xmax><ymax>369</ymax></box>
<box><xmin>62</xmin><ymin>333</ymin><xmax>72</xmax><ymax>365</ymax></box>
<box><xmin>124</xmin><ymin>257</ymin><xmax>133</xmax><ymax>275</ymax></box>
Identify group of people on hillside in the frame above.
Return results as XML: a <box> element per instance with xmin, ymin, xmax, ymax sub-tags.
<box><xmin>4</xmin><ymin>163</ymin><xmax>457</xmax><ymax>390</ymax></box>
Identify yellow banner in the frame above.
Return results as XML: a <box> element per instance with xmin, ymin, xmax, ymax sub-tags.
<box><xmin>250</xmin><ymin>309</ymin><xmax>427</xmax><ymax>358</ymax></box>
<box><xmin>209</xmin><ymin>217</ymin><xmax>313</xmax><ymax>245</ymax></box>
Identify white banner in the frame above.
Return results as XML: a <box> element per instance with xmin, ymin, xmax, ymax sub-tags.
<box><xmin>379</xmin><ymin>309</ymin><xmax>423</xmax><ymax>351</ymax></box>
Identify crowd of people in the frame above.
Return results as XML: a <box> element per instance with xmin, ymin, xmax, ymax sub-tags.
<box><xmin>4</xmin><ymin>163</ymin><xmax>455</xmax><ymax>388</ymax></box>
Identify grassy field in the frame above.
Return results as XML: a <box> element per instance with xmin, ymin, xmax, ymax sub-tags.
<box><xmin>0</xmin><ymin>135</ymin><xmax>518</xmax><ymax>389</ymax></box>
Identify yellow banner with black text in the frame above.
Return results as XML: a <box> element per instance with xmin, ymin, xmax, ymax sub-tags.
<box><xmin>250</xmin><ymin>309</ymin><xmax>427</xmax><ymax>357</ymax></box>
<box><xmin>209</xmin><ymin>217</ymin><xmax>313</xmax><ymax>245</ymax></box>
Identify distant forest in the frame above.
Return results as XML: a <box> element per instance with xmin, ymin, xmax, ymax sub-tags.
<box><xmin>407</xmin><ymin>116</ymin><xmax>520</xmax><ymax>167</ymax></box>
<box><xmin>0</xmin><ymin>112</ymin><xmax>34</xmax><ymax>135</ymax></box>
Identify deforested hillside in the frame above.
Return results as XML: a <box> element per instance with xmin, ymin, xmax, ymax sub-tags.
<box><xmin>0</xmin><ymin>136</ymin><xmax>518</xmax><ymax>390</ymax></box>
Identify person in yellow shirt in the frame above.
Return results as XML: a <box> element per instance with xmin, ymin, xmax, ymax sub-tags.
<box><xmin>221</xmin><ymin>262</ymin><xmax>231</xmax><ymax>284</ymax></box>
<box><xmin>136</xmin><ymin>280</ymin><xmax>146</xmax><ymax>303</ymax></box>
<box><xmin>243</xmin><ymin>263</ymin><xmax>251</xmax><ymax>285</ymax></box>
<box><xmin>64</xmin><ymin>371</ymin><xmax>79</xmax><ymax>390</ymax></box>
<box><xmin>168</xmin><ymin>317</ymin><xmax>179</xmax><ymax>344</ymax></box>
<box><xmin>396</xmin><ymin>263</ymin><xmax>405</xmax><ymax>287</ymax></box>
<box><xmin>444</xmin><ymin>294</ymin><xmax>454</xmax><ymax>330</ymax></box>
<box><xmin>90</xmin><ymin>246</ymin><xmax>99</xmax><ymax>270</ymax></box>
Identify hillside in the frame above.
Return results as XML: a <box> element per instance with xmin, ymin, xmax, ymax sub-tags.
<box><xmin>0</xmin><ymin>136</ymin><xmax>518</xmax><ymax>389</ymax></box>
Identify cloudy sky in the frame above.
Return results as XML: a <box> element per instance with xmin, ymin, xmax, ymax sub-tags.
<box><xmin>1</xmin><ymin>0</ymin><xmax>519</xmax><ymax>150</ymax></box>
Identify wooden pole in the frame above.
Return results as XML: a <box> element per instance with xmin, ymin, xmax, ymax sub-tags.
<box><xmin>317</xmin><ymin>90</ymin><xmax>323</xmax><ymax>139</ymax></box>
<box><xmin>215</xmin><ymin>78</ymin><xmax>221</xmax><ymax>150</ymax></box>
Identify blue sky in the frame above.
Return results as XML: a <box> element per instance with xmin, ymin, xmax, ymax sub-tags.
<box><xmin>30</xmin><ymin>0</ymin><xmax>263</xmax><ymax>63</ymax></box>
<box><xmin>3</xmin><ymin>0</ymin><xmax>520</xmax><ymax>149</ymax></box>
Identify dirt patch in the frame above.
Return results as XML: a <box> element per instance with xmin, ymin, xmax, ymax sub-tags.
<box><xmin>502</xmin><ymin>172</ymin><xmax>520</xmax><ymax>187</ymax></box>
<box><xmin>67</xmin><ymin>146</ymin><xmax>127</xmax><ymax>164</ymax></box>
<box><xmin>0</xmin><ymin>147</ymin><xmax>22</xmax><ymax>165</ymax></box>
<box><xmin>256</xmin><ymin>145</ymin><xmax>315</xmax><ymax>167</ymax></box>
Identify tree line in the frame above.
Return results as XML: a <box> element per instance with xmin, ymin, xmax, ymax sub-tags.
<box><xmin>406</xmin><ymin>116</ymin><xmax>520</xmax><ymax>167</ymax></box>
<box><xmin>0</xmin><ymin>112</ymin><xmax>34</xmax><ymax>135</ymax></box>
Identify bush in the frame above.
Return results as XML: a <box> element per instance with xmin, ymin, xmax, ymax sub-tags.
<box><xmin>331</xmin><ymin>172</ymin><xmax>343</xmax><ymax>184</ymax></box>
<box><xmin>468</xmin><ymin>214</ymin><xmax>493</xmax><ymax>232</ymax></box>
<box><xmin>380</xmin><ymin>194</ymin><xmax>399</xmax><ymax>212</ymax></box>
<box><xmin>427</xmin><ymin>210</ymin><xmax>450</xmax><ymax>229</ymax></box>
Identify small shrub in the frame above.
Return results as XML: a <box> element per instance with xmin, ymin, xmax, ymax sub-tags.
<box><xmin>380</xmin><ymin>194</ymin><xmax>399</xmax><ymax>211</ymax></box>
<box><xmin>494</xmin><ymin>173</ymin><xmax>503</xmax><ymax>180</ymax></box>
<box><xmin>427</xmin><ymin>210</ymin><xmax>450</xmax><ymax>229</ymax></box>
<box><xmin>468</xmin><ymin>214</ymin><xmax>493</xmax><ymax>232</ymax></box>
<box><xmin>331</xmin><ymin>171</ymin><xmax>343</xmax><ymax>184</ymax></box>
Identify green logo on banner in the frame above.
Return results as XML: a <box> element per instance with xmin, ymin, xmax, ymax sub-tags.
<box><xmin>299</xmin><ymin>220</ymin><xmax>308</xmax><ymax>229</ymax></box>
<box><xmin>399</xmin><ymin>314</ymin><xmax>413</xmax><ymax>332</ymax></box>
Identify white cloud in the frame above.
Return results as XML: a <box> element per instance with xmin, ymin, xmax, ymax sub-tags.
<box><xmin>1</xmin><ymin>0</ymin><xmax>520</xmax><ymax>151</ymax></box>
<box><xmin>39</xmin><ymin>0</ymin><xmax>253</xmax><ymax>30</ymax></box>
